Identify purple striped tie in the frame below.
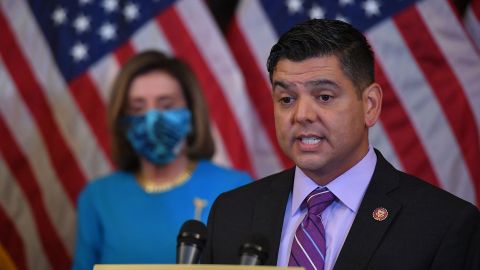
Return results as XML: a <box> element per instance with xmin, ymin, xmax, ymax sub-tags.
<box><xmin>288</xmin><ymin>187</ymin><xmax>335</xmax><ymax>270</ymax></box>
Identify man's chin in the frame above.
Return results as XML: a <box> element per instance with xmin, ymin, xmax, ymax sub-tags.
<box><xmin>295</xmin><ymin>158</ymin><xmax>326</xmax><ymax>172</ymax></box>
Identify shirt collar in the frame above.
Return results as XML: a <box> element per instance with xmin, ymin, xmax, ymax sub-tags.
<box><xmin>291</xmin><ymin>146</ymin><xmax>377</xmax><ymax>215</ymax></box>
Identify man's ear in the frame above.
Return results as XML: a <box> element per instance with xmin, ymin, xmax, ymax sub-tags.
<box><xmin>363</xmin><ymin>83</ymin><xmax>383</xmax><ymax>127</ymax></box>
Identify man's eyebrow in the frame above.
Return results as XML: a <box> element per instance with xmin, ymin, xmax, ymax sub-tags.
<box><xmin>305</xmin><ymin>79</ymin><xmax>341</xmax><ymax>90</ymax></box>
<box><xmin>272</xmin><ymin>79</ymin><xmax>341</xmax><ymax>92</ymax></box>
<box><xmin>272</xmin><ymin>80</ymin><xmax>291</xmax><ymax>91</ymax></box>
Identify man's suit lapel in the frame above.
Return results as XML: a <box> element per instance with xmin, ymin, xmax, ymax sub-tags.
<box><xmin>333</xmin><ymin>150</ymin><xmax>402</xmax><ymax>270</ymax></box>
<box><xmin>251</xmin><ymin>168</ymin><xmax>295</xmax><ymax>265</ymax></box>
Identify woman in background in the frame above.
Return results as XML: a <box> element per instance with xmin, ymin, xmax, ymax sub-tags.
<box><xmin>72</xmin><ymin>50</ymin><xmax>251</xmax><ymax>269</ymax></box>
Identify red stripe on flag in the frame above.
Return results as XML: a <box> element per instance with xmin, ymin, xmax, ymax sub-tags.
<box><xmin>0</xmin><ymin>205</ymin><xmax>27</xmax><ymax>270</ymax></box>
<box><xmin>395</xmin><ymin>7</ymin><xmax>480</xmax><ymax>203</ymax></box>
<box><xmin>473</xmin><ymin>0</ymin><xmax>480</xmax><ymax>18</ymax></box>
<box><xmin>71</xmin><ymin>43</ymin><xmax>135</xmax><ymax>166</ymax></box>
<box><xmin>156</xmin><ymin>7</ymin><xmax>254</xmax><ymax>173</ymax></box>
<box><xmin>115</xmin><ymin>42</ymin><xmax>137</xmax><ymax>65</ymax></box>
<box><xmin>0</xmin><ymin>115</ymin><xmax>70</xmax><ymax>270</ymax></box>
<box><xmin>0</xmin><ymin>12</ymin><xmax>86</xmax><ymax>204</ymax></box>
<box><xmin>375</xmin><ymin>63</ymin><xmax>440</xmax><ymax>187</ymax></box>
<box><xmin>68</xmin><ymin>74</ymin><xmax>113</xmax><ymax>166</ymax></box>
<box><xmin>227</xmin><ymin>20</ymin><xmax>293</xmax><ymax>168</ymax></box>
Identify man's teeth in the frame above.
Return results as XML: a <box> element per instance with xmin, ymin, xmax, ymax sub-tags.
<box><xmin>301</xmin><ymin>137</ymin><xmax>321</xmax><ymax>144</ymax></box>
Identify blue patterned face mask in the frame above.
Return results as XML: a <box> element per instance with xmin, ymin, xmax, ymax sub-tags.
<box><xmin>124</xmin><ymin>108</ymin><xmax>192</xmax><ymax>165</ymax></box>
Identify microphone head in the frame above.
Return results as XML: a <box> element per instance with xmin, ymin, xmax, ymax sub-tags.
<box><xmin>239</xmin><ymin>235</ymin><xmax>269</xmax><ymax>265</ymax></box>
<box><xmin>177</xmin><ymin>219</ymin><xmax>207</xmax><ymax>248</ymax></box>
<box><xmin>177</xmin><ymin>220</ymin><xmax>207</xmax><ymax>264</ymax></box>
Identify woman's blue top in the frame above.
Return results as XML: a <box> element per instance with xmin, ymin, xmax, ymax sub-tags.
<box><xmin>72</xmin><ymin>160</ymin><xmax>251</xmax><ymax>270</ymax></box>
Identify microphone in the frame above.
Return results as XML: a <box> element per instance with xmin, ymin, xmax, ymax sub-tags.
<box><xmin>239</xmin><ymin>235</ymin><xmax>268</xmax><ymax>265</ymax></box>
<box><xmin>176</xmin><ymin>219</ymin><xmax>207</xmax><ymax>264</ymax></box>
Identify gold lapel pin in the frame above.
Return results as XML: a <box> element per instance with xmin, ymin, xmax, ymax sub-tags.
<box><xmin>372</xmin><ymin>207</ymin><xmax>388</xmax><ymax>221</ymax></box>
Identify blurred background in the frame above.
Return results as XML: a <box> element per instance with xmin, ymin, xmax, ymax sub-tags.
<box><xmin>0</xmin><ymin>0</ymin><xmax>479</xmax><ymax>269</ymax></box>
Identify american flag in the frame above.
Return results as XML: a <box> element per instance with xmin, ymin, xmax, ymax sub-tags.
<box><xmin>0</xmin><ymin>0</ymin><xmax>478</xmax><ymax>269</ymax></box>
<box><xmin>228</xmin><ymin>0</ymin><xmax>480</xmax><ymax>204</ymax></box>
<box><xmin>465</xmin><ymin>0</ymin><xmax>480</xmax><ymax>49</ymax></box>
<box><xmin>0</xmin><ymin>0</ymin><xmax>281</xmax><ymax>269</ymax></box>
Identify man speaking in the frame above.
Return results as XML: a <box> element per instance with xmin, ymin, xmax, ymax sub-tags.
<box><xmin>202</xmin><ymin>19</ymin><xmax>480</xmax><ymax>270</ymax></box>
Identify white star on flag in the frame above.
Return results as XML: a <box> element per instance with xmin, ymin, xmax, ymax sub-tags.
<box><xmin>362</xmin><ymin>0</ymin><xmax>381</xmax><ymax>17</ymax></box>
<box><xmin>52</xmin><ymin>7</ymin><xmax>67</xmax><ymax>25</ymax></box>
<box><xmin>71</xmin><ymin>42</ymin><xmax>88</xmax><ymax>61</ymax></box>
<box><xmin>73</xmin><ymin>14</ymin><xmax>90</xmax><ymax>33</ymax></box>
<box><xmin>124</xmin><ymin>3</ymin><xmax>139</xmax><ymax>21</ymax></box>
<box><xmin>102</xmin><ymin>0</ymin><xmax>119</xmax><ymax>13</ymax></box>
<box><xmin>286</xmin><ymin>0</ymin><xmax>303</xmax><ymax>14</ymax></box>
<box><xmin>98</xmin><ymin>22</ymin><xmax>117</xmax><ymax>41</ymax></box>
<box><xmin>309</xmin><ymin>4</ymin><xmax>325</xmax><ymax>19</ymax></box>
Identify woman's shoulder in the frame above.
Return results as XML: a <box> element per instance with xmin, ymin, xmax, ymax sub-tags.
<box><xmin>80</xmin><ymin>171</ymin><xmax>135</xmax><ymax>197</ymax></box>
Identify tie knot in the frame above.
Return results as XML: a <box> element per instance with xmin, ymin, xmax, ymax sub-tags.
<box><xmin>304</xmin><ymin>187</ymin><xmax>335</xmax><ymax>214</ymax></box>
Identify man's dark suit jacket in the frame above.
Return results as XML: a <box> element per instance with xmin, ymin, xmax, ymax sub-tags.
<box><xmin>202</xmin><ymin>150</ymin><xmax>480</xmax><ymax>269</ymax></box>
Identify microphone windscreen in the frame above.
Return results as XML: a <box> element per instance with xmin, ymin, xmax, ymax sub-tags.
<box><xmin>239</xmin><ymin>234</ymin><xmax>269</xmax><ymax>265</ymax></box>
<box><xmin>177</xmin><ymin>219</ymin><xmax>207</xmax><ymax>247</ymax></box>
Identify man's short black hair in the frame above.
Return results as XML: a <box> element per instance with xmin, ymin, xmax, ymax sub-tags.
<box><xmin>267</xmin><ymin>19</ymin><xmax>375</xmax><ymax>94</ymax></box>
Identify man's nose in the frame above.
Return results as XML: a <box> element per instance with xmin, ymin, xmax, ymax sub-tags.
<box><xmin>293</xmin><ymin>96</ymin><xmax>316</xmax><ymax>124</ymax></box>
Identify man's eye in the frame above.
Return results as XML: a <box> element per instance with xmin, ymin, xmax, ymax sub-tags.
<box><xmin>319</xmin><ymin>95</ymin><xmax>332</xmax><ymax>102</ymax></box>
<box><xmin>279</xmin><ymin>97</ymin><xmax>294</xmax><ymax>104</ymax></box>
